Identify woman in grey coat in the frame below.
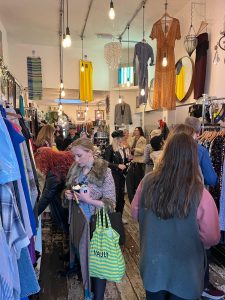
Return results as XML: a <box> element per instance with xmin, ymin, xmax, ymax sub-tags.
<box><xmin>64</xmin><ymin>138</ymin><xmax>116</xmax><ymax>300</ymax></box>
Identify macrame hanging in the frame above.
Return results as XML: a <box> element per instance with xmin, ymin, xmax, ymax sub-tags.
<box><xmin>104</xmin><ymin>42</ymin><xmax>122</xmax><ymax>69</ymax></box>
<box><xmin>184</xmin><ymin>3</ymin><xmax>198</xmax><ymax>57</ymax></box>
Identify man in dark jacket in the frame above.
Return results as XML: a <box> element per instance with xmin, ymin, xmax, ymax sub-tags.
<box><xmin>62</xmin><ymin>124</ymin><xmax>79</xmax><ymax>150</ymax></box>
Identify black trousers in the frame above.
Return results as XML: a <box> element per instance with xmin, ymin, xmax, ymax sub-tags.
<box><xmin>112</xmin><ymin>172</ymin><xmax>125</xmax><ymax>215</ymax></box>
<box><xmin>146</xmin><ymin>290</ymin><xmax>197</xmax><ymax>300</ymax></box>
<box><xmin>91</xmin><ymin>277</ymin><xmax>106</xmax><ymax>300</ymax></box>
<box><xmin>126</xmin><ymin>162</ymin><xmax>145</xmax><ymax>203</ymax></box>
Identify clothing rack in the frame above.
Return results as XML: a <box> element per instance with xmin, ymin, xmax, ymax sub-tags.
<box><xmin>202</xmin><ymin>94</ymin><xmax>225</xmax><ymax>131</ymax></box>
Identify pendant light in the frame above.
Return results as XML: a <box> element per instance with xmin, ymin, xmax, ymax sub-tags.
<box><xmin>162</xmin><ymin>0</ymin><xmax>168</xmax><ymax>67</ymax></box>
<box><xmin>86</xmin><ymin>101</ymin><xmax>89</xmax><ymax>111</ymax></box>
<box><xmin>141</xmin><ymin>89</ymin><xmax>145</xmax><ymax>96</ymax></box>
<box><xmin>81</xmin><ymin>37</ymin><xmax>85</xmax><ymax>72</ymax></box>
<box><xmin>63</xmin><ymin>0</ymin><xmax>72</xmax><ymax>48</ymax></box>
<box><xmin>109</xmin><ymin>0</ymin><xmax>115</xmax><ymax>20</ymax></box>
<box><xmin>126</xmin><ymin>25</ymin><xmax>131</xmax><ymax>87</ymax></box>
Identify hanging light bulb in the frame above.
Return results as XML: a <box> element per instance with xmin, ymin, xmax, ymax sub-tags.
<box><xmin>65</xmin><ymin>27</ymin><xmax>72</xmax><ymax>47</ymax></box>
<box><xmin>162</xmin><ymin>53</ymin><xmax>168</xmax><ymax>67</ymax></box>
<box><xmin>61</xmin><ymin>88</ymin><xmax>65</xmax><ymax>97</ymax></box>
<box><xmin>141</xmin><ymin>88</ymin><xmax>145</xmax><ymax>96</ymax></box>
<box><xmin>86</xmin><ymin>104</ymin><xmax>89</xmax><ymax>111</ymax></box>
<box><xmin>59</xmin><ymin>104</ymin><xmax>62</xmax><ymax>110</ymax></box>
<box><xmin>81</xmin><ymin>63</ymin><xmax>85</xmax><ymax>72</ymax></box>
<box><xmin>109</xmin><ymin>0</ymin><xmax>115</xmax><ymax>20</ymax></box>
<box><xmin>60</xmin><ymin>80</ymin><xmax>64</xmax><ymax>89</ymax></box>
<box><xmin>118</xmin><ymin>95</ymin><xmax>122</xmax><ymax>103</ymax></box>
<box><xmin>62</xmin><ymin>34</ymin><xmax>67</xmax><ymax>48</ymax></box>
<box><xmin>126</xmin><ymin>79</ymin><xmax>131</xmax><ymax>87</ymax></box>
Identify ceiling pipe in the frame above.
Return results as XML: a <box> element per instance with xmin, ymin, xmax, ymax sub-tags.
<box><xmin>80</xmin><ymin>0</ymin><xmax>94</xmax><ymax>39</ymax></box>
<box><xmin>118</xmin><ymin>0</ymin><xmax>148</xmax><ymax>41</ymax></box>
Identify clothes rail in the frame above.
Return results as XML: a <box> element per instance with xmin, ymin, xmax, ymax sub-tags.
<box><xmin>202</xmin><ymin>94</ymin><xmax>225</xmax><ymax>132</ymax></box>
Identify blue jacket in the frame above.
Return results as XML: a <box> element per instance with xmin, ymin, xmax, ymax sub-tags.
<box><xmin>198</xmin><ymin>144</ymin><xmax>217</xmax><ymax>186</ymax></box>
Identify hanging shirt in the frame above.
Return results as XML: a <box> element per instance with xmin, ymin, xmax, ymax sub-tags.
<box><xmin>79</xmin><ymin>60</ymin><xmax>93</xmax><ymax>102</ymax></box>
<box><xmin>0</xmin><ymin>115</ymin><xmax>21</xmax><ymax>184</ymax></box>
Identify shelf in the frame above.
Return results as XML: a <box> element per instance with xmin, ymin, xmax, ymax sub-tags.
<box><xmin>112</xmin><ymin>86</ymin><xmax>139</xmax><ymax>91</ymax></box>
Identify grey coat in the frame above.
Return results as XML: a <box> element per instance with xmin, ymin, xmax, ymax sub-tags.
<box><xmin>139</xmin><ymin>175</ymin><xmax>206</xmax><ymax>299</ymax></box>
<box><xmin>64</xmin><ymin>158</ymin><xmax>116</xmax><ymax>298</ymax></box>
<box><xmin>114</xmin><ymin>102</ymin><xmax>132</xmax><ymax>125</ymax></box>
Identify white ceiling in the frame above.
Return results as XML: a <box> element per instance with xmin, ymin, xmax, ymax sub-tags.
<box><xmin>0</xmin><ymin>0</ymin><xmax>189</xmax><ymax>49</ymax></box>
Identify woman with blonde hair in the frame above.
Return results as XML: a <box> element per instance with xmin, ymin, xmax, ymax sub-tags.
<box><xmin>35</xmin><ymin>124</ymin><xmax>56</xmax><ymax>150</ymax></box>
<box><xmin>64</xmin><ymin>138</ymin><xmax>116</xmax><ymax>300</ymax></box>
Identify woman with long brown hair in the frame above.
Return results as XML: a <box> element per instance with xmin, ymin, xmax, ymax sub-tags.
<box><xmin>131</xmin><ymin>132</ymin><xmax>220</xmax><ymax>300</ymax></box>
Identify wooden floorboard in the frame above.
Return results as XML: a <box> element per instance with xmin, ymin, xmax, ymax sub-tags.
<box><xmin>38</xmin><ymin>196</ymin><xmax>225</xmax><ymax>299</ymax></box>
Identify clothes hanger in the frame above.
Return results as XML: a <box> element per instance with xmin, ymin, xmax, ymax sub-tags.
<box><xmin>160</xmin><ymin>12</ymin><xmax>173</xmax><ymax>21</ymax></box>
<box><xmin>196</xmin><ymin>21</ymin><xmax>208</xmax><ymax>36</ymax></box>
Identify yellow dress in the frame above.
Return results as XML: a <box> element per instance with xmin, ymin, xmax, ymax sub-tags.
<box><xmin>176</xmin><ymin>65</ymin><xmax>185</xmax><ymax>101</ymax></box>
<box><xmin>79</xmin><ymin>60</ymin><xmax>93</xmax><ymax>102</ymax></box>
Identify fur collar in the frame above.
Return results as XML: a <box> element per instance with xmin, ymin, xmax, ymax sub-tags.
<box><xmin>66</xmin><ymin>158</ymin><xmax>108</xmax><ymax>187</ymax></box>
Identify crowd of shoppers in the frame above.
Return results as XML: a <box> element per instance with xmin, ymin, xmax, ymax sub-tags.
<box><xmin>35</xmin><ymin>117</ymin><xmax>223</xmax><ymax>300</ymax></box>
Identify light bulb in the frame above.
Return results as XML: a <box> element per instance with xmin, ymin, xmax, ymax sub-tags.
<box><xmin>118</xmin><ymin>96</ymin><xmax>122</xmax><ymax>103</ymax></box>
<box><xmin>141</xmin><ymin>88</ymin><xmax>145</xmax><ymax>96</ymax></box>
<box><xmin>59</xmin><ymin>104</ymin><xmax>62</xmax><ymax>110</ymax></box>
<box><xmin>60</xmin><ymin>81</ymin><xmax>64</xmax><ymax>89</ymax></box>
<box><xmin>126</xmin><ymin>79</ymin><xmax>131</xmax><ymax>87</ymax></box>
<box><xmin>61</xmin><ymin>89</ymin><xmax>65</xmax><ymax>97</ymax></box>
<box><xmin>65</xmin><ymin>27</ymin><xmax>72</xmax><ymax>47</ymax></box>
<box><xmin>86</xmin><ymin>105</ymin><xmax>89</xmax><ymax>111</ymax></box>
<box><xmin>109</xmin><ymin>1</ymin><xmax>115</xmax><ymax>20</ymax></box>
<box><xmin>162</xmin><ymin>55</ymin><xmax>168</xmax><ymax>67</ymax></box>
<box><xmin>62</xmin><ymin>34</ymin><xmax>67</xmax><ymax>48</ymax></box>
<box><xmin>84</xmin><ymin>111</ymin><xmax>87</xmax><ymax>116</ymax></box>
<box><xmin>58</xmin><ymin>111</ymin><xmax>62</xmax><ymax>116</ymax></box>
<box><xmin>81</xmin><ymin>63</ymin><xmax>85</xmax><ymax>72</ymax></box>
<box><xmin>78</xmin><ymin>113</ymin><xmax>80</xmax><ymax>118</ymax></box>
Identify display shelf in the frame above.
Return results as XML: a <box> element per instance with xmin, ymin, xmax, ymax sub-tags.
<box><xmin>112</xmin><ymin>85</ymin><xmax>139</xmax><ymax>91</ymax></box>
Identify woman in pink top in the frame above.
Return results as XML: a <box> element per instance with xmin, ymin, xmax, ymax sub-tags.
<box><xmin>131</xmin><ymin>132</ymin><xmax>220</xmax><ymax>300</ymax></box>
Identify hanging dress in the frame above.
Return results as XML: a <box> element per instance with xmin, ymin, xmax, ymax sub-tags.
<box><xmin>133</xmin><ymin>42</ymin><xmax>154</xmax><ymax>104</ymax></box>
<box><xmin>79</xmin><ymin>60</ymin><xmax>93</xmax><ymax>102</ymax></box>
<box><xmin>194</xmin><ymin>32</ymin><xmax>209</xmax><ymax>99</ymax></box>
<box><xmin>150</xmin><ymin>18</ymin><xmax>181</xmax><ymax>110</ymax></box>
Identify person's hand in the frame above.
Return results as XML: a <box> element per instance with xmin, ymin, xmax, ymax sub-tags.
<box><xmin>65</xmin><ymin>190</ymin><xmax>74</xmax><ymax>200</ymax></box>
<box><xmin>75</xmin><ymin>189</ymin><xmax>91</xmax><ymax>204</ymax></box>
<box><xmin>118</xmin><ymin>164</ymin><xmax>126</xmax><ymax>170</ymax></box>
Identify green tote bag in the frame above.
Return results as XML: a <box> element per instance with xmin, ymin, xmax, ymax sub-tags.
<box><xmin>89</xmin><ymin>209</ymin><xmax>125</xmax><ymax>282</ymax></box>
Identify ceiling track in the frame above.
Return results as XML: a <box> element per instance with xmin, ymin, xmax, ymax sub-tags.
<box><xmin>80</xmin><ymin>0</ymin><xmax>94</xmax><ymax>39</ymax></box>
<box><xmin>119</xmin><ymin>0</ymin><xmax>149</xmax><ymax>41</ymax></box>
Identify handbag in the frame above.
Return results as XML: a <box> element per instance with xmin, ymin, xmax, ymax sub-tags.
<box><xmin>90</xmin><ymin>211</ymin><xmax>125</xmax><ymax>246</ymax></box>
<box><xmin>89</xmin><ymin>209</ymin><xmax>125</xmax><ymax>282</ymax></box>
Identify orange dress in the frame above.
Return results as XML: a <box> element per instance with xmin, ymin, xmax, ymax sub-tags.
<box><xmin>150</xmin><ymin>18</ymin><xmax>181</xmax><ymax>110</ymax></box>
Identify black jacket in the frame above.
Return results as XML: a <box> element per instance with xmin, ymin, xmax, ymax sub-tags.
<box><xmin>38</xmin><ymin>172</ymin><xmax>69</xmax><ymax>233</ymax></box>
<box><xmin>104</xmin><ymin>145</ymin><xmax>128</xmax><ymax>176</ymax></box>
<box><xmin>62</xmin><ymin>134</ymin><xmax>79</xmax><ymax>150</ymax></box>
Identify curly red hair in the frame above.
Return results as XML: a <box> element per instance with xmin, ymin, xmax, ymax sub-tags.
<box><xmin>34</xmin><ymin>147</ymin><xmax>74</xmax><ymax>180</ymax></box>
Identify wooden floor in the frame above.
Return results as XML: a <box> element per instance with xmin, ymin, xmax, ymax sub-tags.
<box><xmin>38</xmin><ymin>197</ymin><xmax>225</xmax><ymax>300</ymax></box>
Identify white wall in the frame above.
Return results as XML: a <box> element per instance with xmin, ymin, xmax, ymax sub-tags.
<box><xmin>0</xmin><ymin>18</ymin><xmax>9</xmax><ymax>65</ymax></box>
<box><xmin>144</xmin><ymin>0</ymin><xmax>225</xmax><ymax>130</ymax></box>
<box><xmin>37</xmin><ymin>103</ymin><xmax>106</xmax><ymax>124</ymax></box>
<box><xmin>8</xmin><ymin>41</ymin><xmax>109</xmax><ymax>91</ymax></box>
